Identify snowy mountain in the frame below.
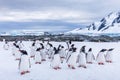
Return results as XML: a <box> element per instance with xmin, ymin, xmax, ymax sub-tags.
<box><xmin>66</xmin><ymin>12</ymin><xmax>120</xmax><ymax>35</ymax></box>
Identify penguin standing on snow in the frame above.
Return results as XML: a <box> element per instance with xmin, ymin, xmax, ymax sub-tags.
<box><xmin>13</xmin><ymin>44</ymin><xmax>22</xmax><ymax>60</ymax></box>
<box><xmin>40</xmin><ymin>43</ymin><xmax>46</xmax><ymax>61</ymax></box>
<box><xmin>47</xmin><ymin>43</ymin><xmax>54</xmax><ymax>59</ymax></box>
<box><xmin>105</xmin><ymin>48</ymin><xmax>114</xmax><ymax>63</ymax></box>
<box><xmin>30</xmin><ymin>42</ymin><xmax>36</xmax><ymax>58</ymax></box>
<box><xmin>18</xmin><ymin>50</ymin><xmax>31</xmax><ymax>75</ymax></box>
<box><xmin>96</xmin><ymin>49</ymin><xmax>107</xmax><ymax>65</ymax></box>
<box><xmin>51</xmin><ymin>47</ymin><xmax>61</xmax><ymax>70</ymax></box>
<box><xmin>77</xmin><ymin>46</ymin><xmax>87</xmax><ymax>68</ymax></box>
<box><xmin>66</xmin><ymin>40</ymin><xmax>72</xmax><ymax>50</ymax></box>
<box><xmin>35</xmin><ymin>48</ymin><xmax>42</xmax><ymax>64</ymax></box>
<box><xmin>59</xmin><ymin>45</ymin><xmax>66</xmax><ymax>63</ymax></box>
<box><xmin>67</xmin><ymin>44</ymin><xmax>78</xmax><ymax>69</ymax></box>
<box><xmin>86</xmin><ymin>48</ymin><xmax>95</xmax><ymax>64</ymax></box>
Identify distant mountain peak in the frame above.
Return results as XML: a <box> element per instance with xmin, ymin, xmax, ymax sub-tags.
<box><xmin>66</xmin><ymin>11</ymin><xmax>120</xmax><ymax>35</ymax></box>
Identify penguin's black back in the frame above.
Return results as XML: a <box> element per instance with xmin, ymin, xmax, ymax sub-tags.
<box><xmin>73</xmin><ymin>47</ymin><xmax>77</xmax><ymax>52</ymax></box>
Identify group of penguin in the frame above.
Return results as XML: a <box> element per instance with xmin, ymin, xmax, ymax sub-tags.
<box><xmin>3</xmin><ymin>40</ymin><xmax>114</xmax><ymax>75</ymax></box>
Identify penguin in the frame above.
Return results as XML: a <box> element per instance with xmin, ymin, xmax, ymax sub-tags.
<box><xmin>30</xmin><ymin>42</ymin><xmax>36</xmax><ymax>58</ymax></box>
<box><xmin>40</xmin><ymin>43</ymin><xmax>46</xmax><ymax>61</ymax></box>
<box><xmin>67</xmin><ymin>46</ymin><xmax>77</xmax><ymax>69</ymax></box>
<box><xmin>86</xmin><ymin>48</ymin><xmax>95</xmax><ymax>64</ymax></box>
<box><xmin>51</xmin><ymin>47</ymin><xmax>61</xmax><ymax>70</ymax></box>
<box><xmin>77</xmin><ymin>46</ymin><xmax>87</xmax><ymax>68</ymax></box>
<box><xmin>47</xmin><ymin>43</ymin><xmax>54</xmax><ymax>59</ymax></box>
<box><xmin>34</xmin><ymin>48</ymin><xmax>42</xmax><ymax>64</ymax></box>
<box><xmin>66</xmin><ymin>40</ymin><xmax>72</xmax><ymax>50</ymax></box>
<box><xmin>3</xmin><ymin>41</ymin><xmax>9</xmax><ymax>50</ymax></box>
<box><xmin>59</xmin><ymin>45</ymin><xmax>66</xmax><ymax>63</ymax></box>
<box><xmin>18</xmin><ymin>50</ymin><xmax>31</xmax><ymax>75</ymax></box>
<box><xmin>96</xmin><ymin>49</ymin><xmax>107</xmax><ymax>65</ymax></box>
<box><xmin>105</xmin><ymin>48</ymin><xmax>114</xmax><ymax>63</ymax></box>
<box><xmin>14</xmin><ymin>44</ymin><xmax>22</xmax><ymax>60</ymax></box>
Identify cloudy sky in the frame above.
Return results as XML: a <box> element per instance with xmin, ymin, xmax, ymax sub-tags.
<box><xmin>0</xmin><ymin>0</ymin><xmax>120</xmax><ymax>32</ymax></box>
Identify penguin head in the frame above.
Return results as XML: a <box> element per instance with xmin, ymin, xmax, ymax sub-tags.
<box><xmin>32</xmin><ymin>42</ymin><xmax>35</xmax><ymax>46</ymax></box>
<box><xmin>49</xmin><ymin>43</ymin><xmax>53</xmax><ymax>47</ymax></box>
<box><xmin>54</xmin><ymin>47</ymin><xmax>59</xmax><ymax>55</ymax></box>
<box><xmin>61</xmin><ymin>46</ymin><xmax>64</xmax><ymax>49</ymax></box>
<box><xmin>82</xmin><ymin>45</ymin><xmax>86</xmax><ymax>48</ymax></box>
<box><xmin>108</xmin><ymin>48</ymin><xmax>114</xmax><ymax>51</ymax></box>
<box><xmin>88</xmin><ymin>48</ymin><xmax>92</xmax><ymax>52</ymax></box>
<box><xmin>73</xmin><ymin>47</ymin><xmax>77</xmax><ymax>52</ymax></box>
<box><xmin>20</xmin><ymin>50</ymin><xmax>28</xmax><ymax>55</ymax></box>
<box><xmin>71</xmin><ymin>44</ymin><xmax>74</xmax><ymax>48</ymax></box>
<box><xmin>100</xmin><ymin>49</ymin><xmax>107</xmax><ymax>52</ymax></box>
<box><xmin>36</xmin><ymin>48</ymin><xmax>41</xmax><ymax>51</ymax></box>
<box><xmin>69</xmin><ymin>48</ymin><xmax>72</xmax><ymax>51</ymax></box>
<box><xmin>69</xmin><ymin>40</ymin><xmax>72</xmax><ymax>44</ymax></box>
<box><xmin>80</xmin><ymin>46</ymin><xmax>86</xmax><ymax>53</ymax></box>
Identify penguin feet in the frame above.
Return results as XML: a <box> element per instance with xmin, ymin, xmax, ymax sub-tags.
<box><xmin>21</xmin><ymin>71</ymin><xmax>25</xmax><ymax>75</ymax></box>
<box><xmin>106</xmin><ymin>61</ymin><xmax>112</xmax><ymax>63</ymax></box>
<box><xmin>26</xmin><ymin>71</ymin><xmax>30</xmax><ymax>73</ymax></box>
<box><xmin>30</xmin><ymin>56</ymin><xmax>34</xmax><ymax>58</ymax></box>
<box><xmin>71</xmin><ymin>67</ymin><xmax>75</xmax><ymax>69</ymax></box>
<box><xmin>68</xmin><ymin>65</ymin><xmax>70</xmax><ymax>68</ymax></box>
<box><xmin>57</xmin><ymin>67</ymin><xmax>61</xmax><ymax>69</ymax></box>
<box><xmin>16</xmin><ymin>58</ymin><xmax>20</xmax><ymax>60</ymax></box>
<box><xmin>83</xmin><ymin>66</ymin><xmax>87</xmax><ymax>68</ymax></box>
<box><xmin>53</xmin><ymin>67</ymin><xmax>58</xmax><ymax>70</ymax></box>
<box><xmin>87</xmin><ymin>62</ymin><xmax>92</xmax><ymax>64</ymax></box>
<box><xmin>78</xmin><ymin>65</ymin><xmax>87</xmax><ymax>68</ymax></box>
<box><xmin>42</xmin><ymin>59</ymin><xmax>46</xmax><ymax>61</ymax></box>
<box><xmin>98</xmin><ymin>62</ymin><xmax>104</xmax><ymax>65</ymax></box>
<box><xmin>35</xmin><ymin>62</ymin><xmax>41</xmax><ymax>64</ymax></box>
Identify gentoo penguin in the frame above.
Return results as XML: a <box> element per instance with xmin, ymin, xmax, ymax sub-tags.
<box><xmin>66</xmin><ymin>40</ymin><xmax>72</xmax><ymax>50</ymax></box>
<box><xmin>35</xmin><ymin>48</ymin><xmax>42</xmax><ymax>64</ymax></box>
<box><xmin>40</xmin><ymin>43</ymin><xmax>46</xmax><ymax>61</ymax></box>
<box><xmin>77</xmin><ymin>46</ymin><xmax>87</xmax><ymax>68</ymax></box>
<box><xmin>47</xmin><ymin>43</ymin><xmax>54</xmax><ymax>59</ymax></box>
<box><xmin>51</xmin><ymin>47</ymin><xmax>61</xmax><ymax>70</ymax></box>
<box><xmin>96</xmin><ymin>49</ymin><xmax>107</xmax><ymax>65</ymax></box>
<box><xmin>59</xmin><ymin>45</ymin><xmax>66</xmax><ymax>63</ymax></box>
<box><xmin>86</xmin><ymin>48</ymin><xmax>95</xmax><ymax>64</ymax></box>
<box><xmin>14</xmin><ymin>44</ymin><xmax>22</xmax><ymax>60</ymax></box>
<box><xmin>30</xmin><ymin>42</ymin><xmax>36</xmax><ymax>58</ymax></box>
<box><xmin>67</xmin><ymin>46</ymin><xmax>77</xmax><ymax>69</ymax></box>
<box><xmin>105</xmin><ymin>48</ymin><xmax>114</xmax><ymax>63</ymax></box>
<box><xmin>18</xmin><ymin>50</ymin><xmax>31</xmax><ymax>75</ymax></box>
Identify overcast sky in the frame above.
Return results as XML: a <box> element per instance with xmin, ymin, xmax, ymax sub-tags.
<box><xmin>0</xmin><ymin>0</ymin><xmax>120</xmax><ymax>32</ymax></box>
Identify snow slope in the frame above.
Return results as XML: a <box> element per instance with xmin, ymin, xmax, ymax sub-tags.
<box><xmin>0</xmin><ymin>41</ymin><xmax>120</xmax><ymax>80</ymax></box>
<box><xmin>66</xmin><ymin>12</ymin><xmax>120</xmax><ymax>35</ymax></box>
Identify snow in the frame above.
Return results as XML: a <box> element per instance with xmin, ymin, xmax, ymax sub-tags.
<box><xmin>0</xmin><ymin>41</ymin><xmax>120</xmax><ymax>80</ymax></box>
<box><xmin>66</xmin><ymin>12</ymin><xmax>120</xmax><ymax>35</ymax></box>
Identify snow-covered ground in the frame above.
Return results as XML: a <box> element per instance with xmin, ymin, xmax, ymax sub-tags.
<box><xmin>0</xmin><ymin>41</ymin><xmax>120</xmax><ymax>80</ymax></box>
